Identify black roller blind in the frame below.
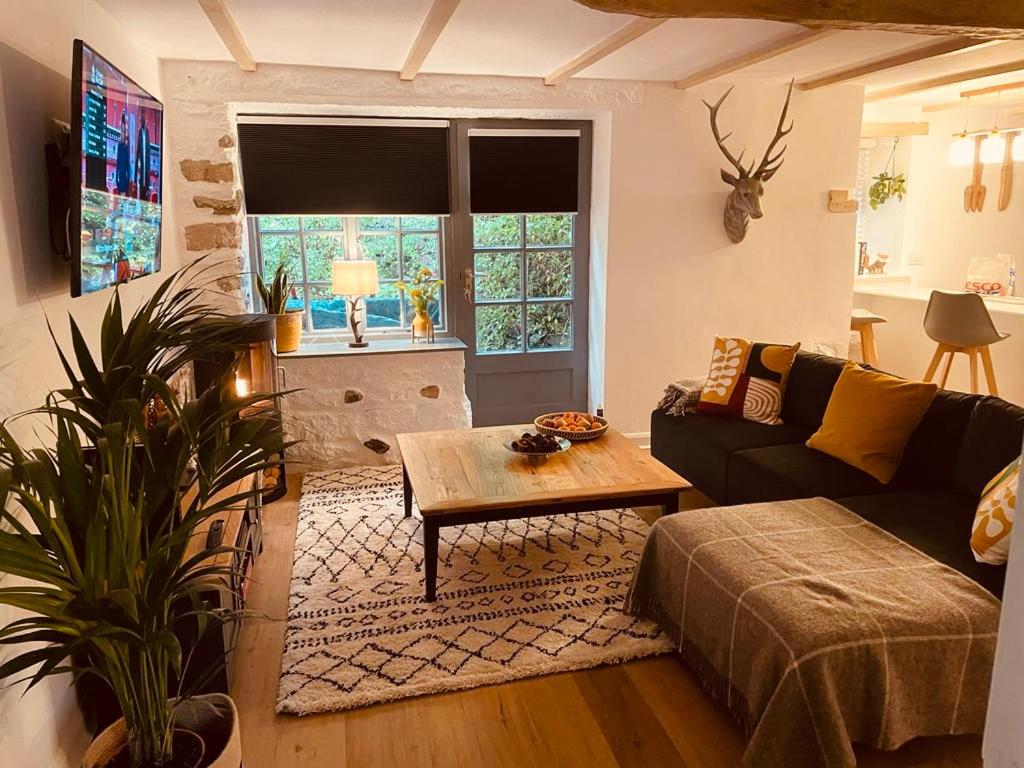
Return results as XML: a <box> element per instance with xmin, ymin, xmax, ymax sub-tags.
<box><xmin>237</xmin><ymin>119</ymin><xmax>451</xmax><ymax>215</ymax></box>
<box><xmin>469</xmin><ymin>134</ymin><xmax>579</xmax><ymax>214</ymax></box>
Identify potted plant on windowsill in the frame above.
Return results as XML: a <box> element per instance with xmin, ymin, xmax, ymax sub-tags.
<box><xmin>256</xmin><ymin>264</ymin><xmax>303</xmax><ymax>353</ymax></box>
<box><xmin>0</xmin><ymin>263</ymin><xmax>291</xmax><ymax>768</ymax></box>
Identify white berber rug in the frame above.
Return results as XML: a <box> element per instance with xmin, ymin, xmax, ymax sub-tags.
<box><xmin>276</xmin><ymin>465</ymin><xmax>671</xmax><ymax>715</ymax></box>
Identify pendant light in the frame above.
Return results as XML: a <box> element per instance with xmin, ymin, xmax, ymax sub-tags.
<box><xmin>949</xmin><ymin>97</ymin><xmax>974</xmax><ymax>166</ymax></box>
<box><xmin>980</xmin><ymin>92</ymin><xmax>1007</xmax><ymax>164</ymax></box>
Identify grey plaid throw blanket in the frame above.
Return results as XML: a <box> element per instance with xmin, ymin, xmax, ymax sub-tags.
<box><xmin>657</xmin><ymin>376</ymin><xmax>706</xmax><ymax>416</ymax></box>
<box><xmin>624</xmin><ymin>498</ymin><xmax>1001</xmax><ymax>768</ymax></box>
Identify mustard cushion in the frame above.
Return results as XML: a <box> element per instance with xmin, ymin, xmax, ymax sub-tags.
<box><xmin>806</xmin><ymin>363</ymin><xmax>937</xmax><ymax>484</ymax></box>
<box><xmin>971</xmin><ymin>457</ymin><xmax>1019</xmax><ymax>565</ymax></box>
<box><xmin>696</xmin><ymin>337</ymin><xmax>800</xmax><ymax>425</ymax></box>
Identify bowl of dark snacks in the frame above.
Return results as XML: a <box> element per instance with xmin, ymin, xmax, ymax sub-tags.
<box><xmin>504</xmin><ymin>432</ymin><xmax>571</xmax><ymax>464</ymax></box>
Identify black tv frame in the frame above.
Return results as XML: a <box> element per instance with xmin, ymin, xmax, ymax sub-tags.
<box><xmin>70</xmin><ymin>39</ymin><xmax>164</xmax><ymax>298</ymax></box>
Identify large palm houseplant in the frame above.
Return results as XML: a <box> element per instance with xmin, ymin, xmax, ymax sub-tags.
<box><xmin>0</xmin><ymin>262</ymin><xmax>291</xmax><ymax>767</ymax></box>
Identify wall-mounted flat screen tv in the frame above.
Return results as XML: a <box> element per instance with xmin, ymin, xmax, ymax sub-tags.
<box><xmin>70</xmin><ymin>39</ymin><xmax>163</xmax><ymax>297</ymax></box>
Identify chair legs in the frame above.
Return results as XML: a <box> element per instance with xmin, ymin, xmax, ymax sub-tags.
<box><xmin>858</xmin><ymin>325</ymin><xmax>879</xmax><ymax>367</ymax></box>
<box><xmin>923</xmin><ymin>343</ymin><xmax>999</xmax><ymax>395</ymax></box>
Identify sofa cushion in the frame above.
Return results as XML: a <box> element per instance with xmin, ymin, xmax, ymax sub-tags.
<box><xmin>650</xmin><ymin>410</ymin><xmax>813</xmax><ymax>503</ymax></box>
<box><xmin>838</xmin><ymin>493</ymin><xmax>1005</xmax><ymax>598</ymax></box>
<box><xmin>953</xmin><ymin>396</ymin><xmax>1024</xmax><ymax>499</ymax></box>
<box><xmin>891</xmin><ymin>389</ymin><xmax>980</xmax><ymax>492</ymax></box>
<box><xmin>779</xmin><ymin>352</ymin><xmax>848</xmax><ymax>430</ymax></box>
<box><xmin>728</xmin><ymin>443</ymin><xmax>886</xmax><ymax>504</ymax></box>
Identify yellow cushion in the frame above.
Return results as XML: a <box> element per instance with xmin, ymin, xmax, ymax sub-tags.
<box><xmin>971</xmin><ymin>457</ymin><xmax>1019</xmax><ymax>565</ymax></box>
<box><xmin>806</xmin><ymin>363</ymin><xmax>937</xmax><ymax>484</ymax></box>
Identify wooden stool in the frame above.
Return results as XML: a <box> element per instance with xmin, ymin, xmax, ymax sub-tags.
<box><xmin>922</xmin><ymin>290</ymin><xmax>1009</xmax><ymax>395</ymax></box>
<box><xmin>850</xmin><ymin>309</ymin><xmax>886</xmax><ymax>367</ymax></box>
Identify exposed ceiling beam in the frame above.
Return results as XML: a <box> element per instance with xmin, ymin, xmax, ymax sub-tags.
<box><xmin>673</xmin><ymin>29</ymin><xmax>837</xmax><ymax>90</ymax></box>
<box><xmin>400</xmin><ymin>0</ymin><xmax>461</xmax><ymax>82</ymax></box>
<box><xmin>544</xmin><ymin>17</ymin><xmax>666</xmax><ymax>86</ymax></box>
<box><xmin>197</xmin><ymin>0</ymin><xmax>256</xmax><ymax>72</ymax></box>
<box><xmin>961</xmin><ymin>78</ymin><xmax>1024</xmax><ymax>99</ymax></box>
<box><xmin>865</xmin><ymin>58</ymin><xmax>1024</xmax><ymax>102</ymax></box>
<box><xmin>799</xmin><ymin>39</ymin><xmax>999</xmax><ymax>92</ymax></box>
<box><xmin>861</xmin><ymin>122</ymin><xmax>929</xmax><ymax>138</ymax></box>
<box><xmin>572</xmin><ymin>1</ymin><xmax>1024</xmax><ymax>38</ymax></box>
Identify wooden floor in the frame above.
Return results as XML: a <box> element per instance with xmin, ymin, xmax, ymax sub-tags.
<box><xmin>231</xmin><ymin>477</ymin><xmax>983</xmax><ymax>768</ymax></box>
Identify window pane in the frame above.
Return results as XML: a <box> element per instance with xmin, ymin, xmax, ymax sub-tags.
<box><xmin>360</xmin><ymin>234</ymin><xmax>399</xmax><ymax>280</ymax></box>
<box><xmin>304</xmin><ymin>234</ymin><xmax>345</xmax><ymax>281</ymax></box>
<box><xmin>359</xmin><ymin>216</ymin><xmax>398</xmax><ymax>231</ymax></box>
<box><xmin>476</xmin><ymin>304</ymin><xmax>523</xmax><ymax>353</ymax></box>
<box><xmin>366</xmin><ymin>282</ymin><xmax>402</xmax><ymax>329</ymax></box>
<box><xmin>526</xmin><ymin>214</ymin><xmax>572</xmax><ymax>246</ymax></box>
<box><xmin>400</xmin><ymin>215</ymin><xmax>438</xmax><ymax>231</ymax></box>
<box><xmin>402</xmin><ymin>233</ymin><xmax>441</xmax><ymax>276</ymax></box>
<box><xmin>473</xmin><ymin>214</ymin><xmax>520</xmax><ymax>247</ymax></box>
<box><xmin>259</xmin><ymin>216</ymin><xmax>299</xmax><ymax>231</ymax></box>
<box><xmin>527</xmin><ymin>249</ymin><xmax>572</xmax><ymax>299</ymax></box>
<box><xmin>527</xmin><ymin>302</ymin><xmax>571</xmax><ymax>351</ymax></box>
<box><xmin>474</xmin><ymin>251</ymin><xmax>521</xmax><ymax>301</ymax></box>
<box><xmin>259</xmin><ymin>234</ymin><xmax>303</xmax><ymax>282</ymax></box>
<box><xmin>303</xmin><ymin>215</ymin><xmax>343</xmax><ymax>231</ymax></box>
<box><xmin>308</xmin><ymin>285</ymin><xmax>348</xmax><ymax>330</ymax></box>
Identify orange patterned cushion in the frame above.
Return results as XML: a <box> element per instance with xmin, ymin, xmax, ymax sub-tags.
<box><xmin>696</xmin><ymin>337</ymin><xmax>800</xmax><ymax>425</ymax></box>
<box><xmin>971</xmin><ymin>457</ymin><xmax>1019</xmax><ymax>565</ymax></box>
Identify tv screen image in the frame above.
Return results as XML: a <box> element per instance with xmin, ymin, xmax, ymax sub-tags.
<box><xmin>71</xmin><ymin>40</ymin><xmax>163</xmax><ymax>296</ymax></box>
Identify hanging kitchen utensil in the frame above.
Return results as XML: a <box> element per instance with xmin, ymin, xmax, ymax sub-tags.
<box><xmin>965</xmin><ymin>135</ymin><xmax>985</xmax><ymax>212</ymax></box>
<box><xmin>999</xmin><ymin>132</ymin><xmax>1017</xmax><ymax>211</ymax></box>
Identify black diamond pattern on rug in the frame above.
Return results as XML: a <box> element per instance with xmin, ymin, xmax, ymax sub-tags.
<box><xmin>277</xmin><ymin>465</ymin><xmax>671</xmax><ymax>715</ymax></box>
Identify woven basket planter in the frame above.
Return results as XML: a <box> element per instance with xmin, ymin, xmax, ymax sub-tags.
<box><xmin>82</xmin><ymin>694</ymin><xmax>241</xmax><ymax>768</ymax></box>
<box><xmin>274</xmin><ymin>311</ymin><xmax>303</xmax><ymax>353</ymax></box>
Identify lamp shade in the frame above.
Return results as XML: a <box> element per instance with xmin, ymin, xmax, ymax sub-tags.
<box><xmin>332</xmin><ymin>259</ymin><xmax>379</xmax><ymax>296</ymax></box>
<box><xmin>980</xmin><ymin>132</ymin><xmax>1007</xmax><ymax>164</ymax></box>
<box><xmin>948</xmin><ymin>135</ymin><xmax>974</xmax><ymax>166</ymax></box>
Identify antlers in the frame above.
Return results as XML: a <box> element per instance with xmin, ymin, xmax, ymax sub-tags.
<box><xmin>703</xmin><ymin>79</ymin><xmax>795</xmax><ymax>181</ymax></box>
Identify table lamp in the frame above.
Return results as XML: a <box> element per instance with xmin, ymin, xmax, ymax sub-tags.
<box><xmin>332</xmin><ymin>259</ymin><xmax>379</xmax><ymax>348</ymax></box>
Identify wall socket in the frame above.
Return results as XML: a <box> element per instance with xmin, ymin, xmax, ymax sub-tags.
<box><xmin>906</xmin><ymin>252</ymin><xmax>925</xmax><ymax>266</ymax></box>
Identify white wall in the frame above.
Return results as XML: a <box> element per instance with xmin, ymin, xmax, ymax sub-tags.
<box><xmin>604</xmin><ymin>83</ymin><xmax>863</xmax><ymax>436</ymax></box>
<box><xmin>161</xmin><ymin>61</ymin><xmax>863</xmax><ymax>442</ymax></box>
<box><xmin>0</xmin><ymin>2</ymin><xmax>166</xmax><ymax>765</ymax></box>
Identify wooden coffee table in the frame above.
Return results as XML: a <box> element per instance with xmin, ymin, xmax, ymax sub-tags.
<box><xmin>396</xmin><ymin>425</ymin><xmax>690</xmax><ymax>601</ymax></box>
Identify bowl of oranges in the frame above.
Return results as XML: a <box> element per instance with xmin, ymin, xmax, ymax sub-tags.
<box><xmin>534</xmin><ymin>411</ymin><xmax>609</xmax><ymax>441</ymax></box>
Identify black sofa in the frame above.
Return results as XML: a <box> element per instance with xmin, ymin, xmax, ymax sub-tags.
<box><xmin>651</xmin><ymin>352</ymin><xmax>1024</xmax><ymax>598</ymax></box>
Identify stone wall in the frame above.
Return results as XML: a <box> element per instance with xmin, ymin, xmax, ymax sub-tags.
<box><xmin>279</xmin><ymin>350</ymin><xmax>472</xmax><ymax>469</ymax></box>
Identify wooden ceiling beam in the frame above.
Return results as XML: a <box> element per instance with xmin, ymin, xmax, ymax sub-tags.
<box><xmin>400</xmin><ymin>0</ymin><xmax>462</xmax><ymax>82</ymax></box>
<box><xmin>197</xmin><ymin>0</ymin><xmax>256</xmax><ymax>72</ymax></box>
<box><xmin>861</xmin><ymin>122</ymin><xmax>929</xmax><ymax>138</ymax></box>
<box><xmin>572</xmin><ymin>1</ymin><xmax>1024</xmax><ymax>38</ymax></box>
<box><xmin>865</xmin><ymin>58</ymin><xmax>1024</xmax><ymax>102</ymax></box>
<box><xmin>799</xmin><ymin>39</ymin><xmax>998</xmax><ymax>92</ymax></box>
<box><xmin>674</xmin><ymin>28</ymin><xmax>837</xmax><ymax>90</ymax></box>
<box><xmin>544</xmin><ymin>17</ymin><xmax>667</xmax><ymax>85</ymax></box>
<box><xmin>961</xmin><ymin>78</ymin><xmax>1024</xmax><ymax>99</ymax></box>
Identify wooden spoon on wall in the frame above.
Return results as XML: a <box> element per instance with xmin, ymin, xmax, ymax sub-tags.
<box><xmin>999</xmin><ymin>132</ymin><xmax>1017</xmax><ymax>211</ymax></box>
<box><xmin>965</xmin><ymin>135</ymin><xmax>986</xmax><ymax>213</ymax></box>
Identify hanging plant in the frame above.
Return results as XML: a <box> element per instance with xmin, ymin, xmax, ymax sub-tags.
<box><xmin>869</xmin><ymin>137</ymin><xmax>907</xmax><ymax>209</ymax></box>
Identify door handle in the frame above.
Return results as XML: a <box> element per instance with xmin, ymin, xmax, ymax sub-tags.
<box><xmin>463</xmin><ymin>266</ymin><xmax>473</xmax><ymax>302</ymax></box>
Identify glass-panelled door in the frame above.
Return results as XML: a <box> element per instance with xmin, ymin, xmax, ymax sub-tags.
<box><xmin>452</xmin><ymin>120</ymin><xmax>591</xmax><ymax>426</ymax></box>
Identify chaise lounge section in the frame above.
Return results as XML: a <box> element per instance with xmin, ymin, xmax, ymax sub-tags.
<box><xmin>650</xmin><ymin>351</ymin><xmax>1024</xmax><ymax>597</ymax></box>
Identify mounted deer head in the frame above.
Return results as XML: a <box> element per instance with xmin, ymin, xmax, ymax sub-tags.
<box><xmin>703</xmin><ymin>80</ymin><xmax>794</xmax><ymax>244</ymax></box>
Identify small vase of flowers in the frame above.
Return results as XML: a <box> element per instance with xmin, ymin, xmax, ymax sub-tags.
<box><xmin>396</xmin><ymin>267</ymin><xmax>443</xmax><ymax>343</ymax></box>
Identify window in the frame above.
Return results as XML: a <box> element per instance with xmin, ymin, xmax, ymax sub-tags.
<box><xmin>249</xmin><ymin>215</ymin><xmax>445</xmax><ymax>334</ymax></box>
<box><xmin>471</xmin><ymin>214</ymin><xmax>574</xmax><ymax>354</ymax></box>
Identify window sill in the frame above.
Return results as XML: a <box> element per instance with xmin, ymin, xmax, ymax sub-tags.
<box><xmin>276</xmin><ymin>336</ymin><xmax>467</xmax><ymax>359</ymax></box>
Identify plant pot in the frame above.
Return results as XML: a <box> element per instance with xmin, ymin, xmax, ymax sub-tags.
<box><xmin>82</xmin><ymin>694</ymin><xmax>242</xmax><ymax>768</ymax></box>
<box><xmin>274</xmin><ymin>311</ymin><xmax>303</xmax><ymax>353</ymax></box>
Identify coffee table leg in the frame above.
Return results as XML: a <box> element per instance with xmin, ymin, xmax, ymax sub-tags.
<box><xmin>402</xmin><ymin>464</ymin><xmax>412</xmax><ymax>518</ymax></box>
<box><xmin>423</xmin><ymin>518</ymin><xmax>439</xmax><ymax>602</ymax></box>
<box><xmin>660</xmin><ymin>492</ymin><xmax>679</xmax><ymax>517</ymax></box>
